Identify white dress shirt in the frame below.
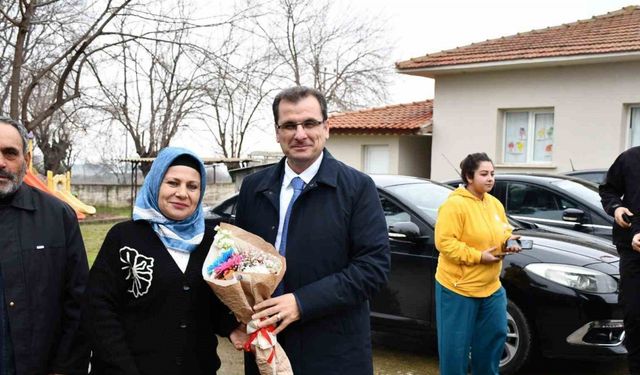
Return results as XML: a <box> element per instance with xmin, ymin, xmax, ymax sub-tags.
<box><xmin>274</xmin><ymin>152</ymin><xmax>323</xmax><ymax>250</ymax></box>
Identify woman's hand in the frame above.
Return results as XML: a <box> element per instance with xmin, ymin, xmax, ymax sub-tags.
<box><xmin>504</xmin><ymin>235</ymin><xmax>522</xmax><ymax>253</ymax></box>
<box><xmin>480</xmin><ymin>247</ymin><xmax>501</xmax><ymax>263</ymax></box>
<box><xmin>229</xmin><ymin>324</ymin><xmax>249</xmax><ymax>351</ymax></box>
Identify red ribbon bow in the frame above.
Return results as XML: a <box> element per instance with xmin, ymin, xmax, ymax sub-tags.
<box><xmin>243</xmin><ymin>324</ymin><xmax>277</xmax><ymax>364</ymax></box>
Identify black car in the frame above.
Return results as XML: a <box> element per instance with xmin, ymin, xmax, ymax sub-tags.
<box><xmin>205</xmin><ymin>175</ymin><xmax>624</xmax><ymax>374</ymax></box>
<box><xmin>562</xmin><ymin>168</ymin><xmax>608</xmax><ymax>185</ymax></box>
<box><xmin>203</xmin><ymin>194</ymin><xmax>237</xmax><ymax>225</ymax></box>
<box><xmin>446</xmin><ymin>173</ymin><xmax>614</xmax><ymax>240</ymax></box>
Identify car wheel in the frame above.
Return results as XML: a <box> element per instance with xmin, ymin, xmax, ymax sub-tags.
<box><xmin>499</xmin><ymin>300</ymin><xmax>532</xmax><ymax>375</ymax></box>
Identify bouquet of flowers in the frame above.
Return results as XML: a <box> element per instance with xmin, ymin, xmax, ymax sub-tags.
<box><xmin>202</xmin><ymin>223</ymin><xmax>292</xmax><ymax>375</ymax></box>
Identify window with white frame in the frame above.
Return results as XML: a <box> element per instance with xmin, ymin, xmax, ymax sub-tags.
<box><xmin>630</xmin><ymin>107</ymin><xmax>640</xmax><ymax>148</ymax></box>
<box><xmin>503</xmin><ymin>110</ymin><xmax>554</xmax><ymax>164</ymax></box>
<box><xmin>363</xmin><ymin>145</ymin><xmax>389</xmax><ymax>174</ymax></box>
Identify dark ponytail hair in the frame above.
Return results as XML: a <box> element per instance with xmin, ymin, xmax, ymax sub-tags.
<box><xmin>460</xmin><ymin>152</ymin><xmax>493</xmax><ymax>185</ymax></box>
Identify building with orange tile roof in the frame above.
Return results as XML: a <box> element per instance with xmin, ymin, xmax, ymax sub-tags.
<box><xmin>397</xmin><ymin>6</ymin><xmax>640</xmax><ymax>75</ymax></box>
<box><xmin>395</xmin><ymin>6</ymin><xmax>640</xmax><ymax>181</ymax></box>
<box><xmin>326</xmin><ymin>100</ymin><xmax>432</xmax><ymax>177</ymax></box>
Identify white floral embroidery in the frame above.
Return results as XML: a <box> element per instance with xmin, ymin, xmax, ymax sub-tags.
<box><xmin>119</xmin><ymin>246</ymin><xmax>154</xmax><ymax>298</ymax></box>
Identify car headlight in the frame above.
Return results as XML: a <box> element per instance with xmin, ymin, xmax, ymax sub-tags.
<box><xmin>525</xmin><ymin>263</ymin><xmax>618</xmax><ymax>293</ymax></box>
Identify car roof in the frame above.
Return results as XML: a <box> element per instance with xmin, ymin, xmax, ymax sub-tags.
<box><xmin>445</xmin><ymin>172</ymin><xmax>596</xmax><ymax>186</ymax></box>
<box><xmin>562</xmin><ymin>168</ymin><xmax>608</xmax><ymax>175</ymax></box>
<box><xmin>369</xmin><ymin>174</ymin><xmax>441</xmax><ymax>188</ymax></box>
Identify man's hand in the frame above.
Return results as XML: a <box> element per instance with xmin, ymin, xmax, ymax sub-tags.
<box><xmin>614</xmin><ymin>206</ymin><xmax>633</xmax><ymax>228</ymax></box>
<box><xmin>480</xmin><ymin>247</ymin><xmax>500</xmax><ymax>263</ymax></box>
<box><xmin>632</xmin><ymin>233</ymin><xmax>640</xmax><ymax>252</ymax></box>
<box><xmin>229</xmin><ymin>324</ymin><xmax>249</xmax><ymax>351</ymax></box>
<box><xmin>252</xmin><ymin>293</ymin><xmax>301</xmax><ymax>335</ymax></box>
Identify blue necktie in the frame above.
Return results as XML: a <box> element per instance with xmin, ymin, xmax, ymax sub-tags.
<box><xmin>275</xmin><ymin>177</ymin><xmax>305</xmax><ymax>296</ymax></box>
<box><xmin>279</xmin><ymin>177</ymin><xmax>305</xmax><ymax>256</ymax></box>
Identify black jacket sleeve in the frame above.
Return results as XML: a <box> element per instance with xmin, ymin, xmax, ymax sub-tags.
<box><xmin>84</xmin><ymin>225</ymin><xmax>141</xmax><ymax>375</ymax></box>
<box><xmin>51</xmin><ymin>204</ymin><xmax>90</xmax><ymax>375</ymax></box>
<box><xmin>599</xmin><ymin>152</ymin><xmax>626</xmax><ymax>216</ymax></box>
<box><xmin>210</xmin><ymin>295</ymin><xmax>239</xmax><ymax>337</ymax></box>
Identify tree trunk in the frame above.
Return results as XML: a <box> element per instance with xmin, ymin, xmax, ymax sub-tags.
<box><xmin>9</xmin><ymin>2</ymin><xmax>35</xmax><ymax>119</ymax></box>
<box><xmin>37</xmin><ymin>139</ymin><xmax>71</xmax><ymax>174</ymax></box>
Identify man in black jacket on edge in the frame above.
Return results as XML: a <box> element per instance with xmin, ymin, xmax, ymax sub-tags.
<box><xmin>0</xmin><ymin>117</ymin><xmax>89</xmax><ymax>374</ymax></box>
<box><xmin>600</xmin><ymin>145</ymin><xmax>640</xmax><ymax>375</ymax></box>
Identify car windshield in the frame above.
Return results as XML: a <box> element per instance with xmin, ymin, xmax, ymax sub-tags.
<box><xmin>550</xmin><ymin>179</ymin><xmax>601</xmax><ymax>206</ymax></box>
<box><xmin>385</xmin><ymin>182</ymin><xmax>452</xmax><ymax>221</ymax></box>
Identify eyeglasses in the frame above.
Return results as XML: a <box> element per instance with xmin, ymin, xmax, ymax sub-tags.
<box><xmin>276</xmin><ymin>119</ymin><xmax>324</xmax><ymax>133</ymax></box>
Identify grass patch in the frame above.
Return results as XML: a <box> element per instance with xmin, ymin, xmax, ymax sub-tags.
<box><xmin>81</xmin><ymin>222</ymin><xmax>119</xmax><ymax>266</ymax></box>
<box><xmin>93</xmin><ymin>205</ymin><xmax>131</xmax><ymax>218</ymax></box>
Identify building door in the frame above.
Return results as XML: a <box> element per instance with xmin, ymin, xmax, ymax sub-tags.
<box><xmin>363</xmin><ymin>145</ymin><xmax>389</xmax><ymax>174</ymax></box>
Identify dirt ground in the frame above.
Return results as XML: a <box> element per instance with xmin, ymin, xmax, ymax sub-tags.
<box><xmin>216</xmin><ymin>331</ymin><xmax>627</xmax><ymax>375</ymax></box>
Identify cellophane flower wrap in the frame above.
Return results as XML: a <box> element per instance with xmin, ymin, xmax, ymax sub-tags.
<box><xmin>202</xmin><ymin>222</ymin><xmax>292</xmax><ymax>375</ymax></box>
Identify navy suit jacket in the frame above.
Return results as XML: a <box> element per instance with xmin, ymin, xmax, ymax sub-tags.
<box><xmin>236</xmin><ymin>150</ymin><xmax>390</xmax><ymax>375</ymax></box>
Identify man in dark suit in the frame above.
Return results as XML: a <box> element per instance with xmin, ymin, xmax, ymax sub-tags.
<box><xmin>235</xmin><ymin>86</ymin><xmax>390</xmax><ymax>374</ymax></box>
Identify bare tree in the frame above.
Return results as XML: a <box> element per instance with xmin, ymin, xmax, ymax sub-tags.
<box><xmin>86</xmin><ymin>120</ymin><xmax>132</xmax><ymax>184</ymax></box>
<box><xmin>0</xmin><ymin>6</ymin><xmax>17</xmax><ymax>111</ymax></box>
<box><xmin>0</xmin><ymin>0</ymin><xmax>133</xmax><ymax>130</ymax></box>
<box><xmin>203</xmin><ymin>25</ymin><xmax>279</xmax><ymax>158</ymax></box>
<box><xmin>252</xmin><ymin>0</ymin><xmax>392</xmax><ymax>111</ymax></box>
<box><xmin>90</xmin><ymin>16</ymin><xmax>211</xmax><ymax>175</ymax></box>
<box><xmin>0</xmin><ymin>0</ymin><xmax>140</xmax><ymax>174</ymax></box>
<box><xmin>21</xmin><ymin>73</ymin><xmax>91</xmax><ymax>173</ymax></box>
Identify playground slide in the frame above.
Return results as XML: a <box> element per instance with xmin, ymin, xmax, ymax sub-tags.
<box><xmin>23</xmin><ymin>170</ymin><xmax>50</xmax><ymax>191</ymax></box>
<box><xmin>58</xmin><ymin>190</ymin><xmax>97</xmax><ymax>215</ymax></box>
<box><xmin>23</xmin><ymin>171</ymin><xmax>86</xmax><ymax>220</ymax></box>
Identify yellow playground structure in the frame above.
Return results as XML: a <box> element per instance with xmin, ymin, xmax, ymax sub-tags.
<box><xmin>23</xmin><ymin>140</ymin><xmax>96</xmax><ymax>219</ymax></box>
<box><xmin>47</xmin><ymin>170</ymin><xmax>97</xmax><ymax>215</ymax></box>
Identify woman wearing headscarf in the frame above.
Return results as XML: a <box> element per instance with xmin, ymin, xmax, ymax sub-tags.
<box><xmin>84</xmin><ymin>147</ymin><xmax>244</xmax><ymax>375</ymax></box>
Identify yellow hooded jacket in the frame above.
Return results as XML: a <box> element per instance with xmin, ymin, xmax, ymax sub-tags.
<box><xmin>434</xmin><ymin>186</ymin><xmax>512</xmax><ymax>298</ymax></box>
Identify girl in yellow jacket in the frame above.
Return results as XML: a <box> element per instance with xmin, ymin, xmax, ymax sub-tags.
<box><xmin>434</xmin><ymin>153</ymin><xmax>520</xmax><ymax>375</ymax></box>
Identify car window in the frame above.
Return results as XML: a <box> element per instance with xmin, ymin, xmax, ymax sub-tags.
<box><xmin>573</xmin><ymin>172</ymin><xmax>606</xmax><ymax>185</ymax></box>
<box><xmin>380</xmin><ymin>196</ymin><xmax>411</xmax><ymax>226</ymax></box>
<box><xmin>491</xmin><ymin>180</ymin><xmax>506</xmax><ymax>201</ymax></box>
<box><xmin>551</xmin><ymin>179</ymin><xmax>601</xmax><ymax>205</ymax></box>
<box><xmin>214</xmin><ymin>198</ymin><xmax>237</xmax><ymax>216</ymax></box>
<box><xmin>506</xmin><ymin>182</ymin><xmax>577</xmax><ymax>221</ymax></box>
<box><xmin>384</xmin><ymin>182</ymin><xmax>451</xmax><ymax>221</ymax></box>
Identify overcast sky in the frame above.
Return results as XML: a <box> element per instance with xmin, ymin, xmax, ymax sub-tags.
<box><xmin>352</xmin><ymin>0</ymin><xmax>635</xmax><ymax>105</ymax></box>
<box><xmin>169</xmin><ymin>0</ymin><xmax>637</xmax><ymax>156</ymax></box>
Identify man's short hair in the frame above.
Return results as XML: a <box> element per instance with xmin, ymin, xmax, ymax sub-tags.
<box><xmin>272</xmin><ymin>86</ymin><xmax>328</xmax><ymax>125</ymax></box>
<box><xmin>0</xmin><ymin>116</ymin><xmax>29</xmax><ymax>154</ymax></box>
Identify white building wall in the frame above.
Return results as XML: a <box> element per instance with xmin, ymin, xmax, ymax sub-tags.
<box><xmin>398</xmin><ymin>136</ymin><xmax>432</xmax><ymax>178</ymax></box>
<box><xmin>430</xmin><ymin>60</ymin><xmax>640</xmax><ymax>181</ymax></box>
<box><xmin>326</xmin><ymin>135</ymin><xmax>400</xmax><ymax>173</ymax></box>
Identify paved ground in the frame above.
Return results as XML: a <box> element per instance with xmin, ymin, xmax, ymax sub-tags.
<box><xmin>217</xmin><ymin>331</ymin><xmax>627</xmax><ymax>374</ymax></box>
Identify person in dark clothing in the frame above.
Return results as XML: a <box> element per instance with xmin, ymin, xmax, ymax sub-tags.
<box><xmin>600</xmin><ymin>145</ymin><xmax>640</xmax><ymax>375</ymax></box>
<box><xmin>0</xmin><ymin>117</ymin><xmax>89</xmax><ymax>374</ymax></box>
<box><xmin>236</xmin><ymin>86</ymin><xmax>391</xmax><ymax>375</ymax></box>
<box><xmin>84</xmin><ymin>147</ymin><xmax>247</xmax><ymax>375</ymax></box>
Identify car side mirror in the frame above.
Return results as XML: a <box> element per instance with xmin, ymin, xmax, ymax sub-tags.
<box><xmin>389</xmin><ymin>222</ymin><xmax>421</xmax><ymax>239</ymax></box>
<box><xmin>563</xmin><ymin>208</ymin><xmax>585</xmax><ymax>224</ymax></box>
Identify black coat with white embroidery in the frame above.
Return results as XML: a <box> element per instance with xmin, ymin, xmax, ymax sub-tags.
<box><xmin>84</xmin><ymin>220</ymin><xmax>238</xmax><ymax>375</ymax></box>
